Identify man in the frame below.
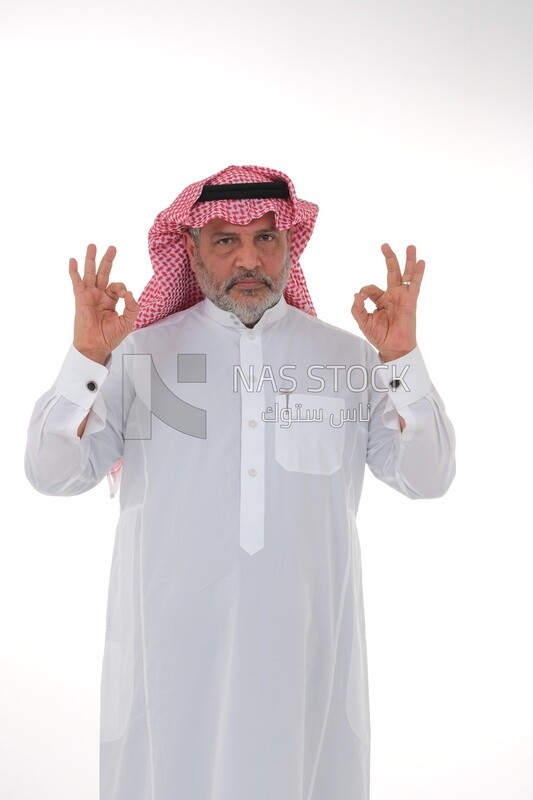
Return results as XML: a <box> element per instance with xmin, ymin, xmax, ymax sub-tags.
<box><xmin>25</xmin><ymin>165</ymin><xmax>455</xmax><ymax>800</ymax></box>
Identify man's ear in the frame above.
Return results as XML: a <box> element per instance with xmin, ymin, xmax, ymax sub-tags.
<box><xmin>182</xmin><ymin>231</ymin><xmax>197</xmax><ymax>272</ymax></box>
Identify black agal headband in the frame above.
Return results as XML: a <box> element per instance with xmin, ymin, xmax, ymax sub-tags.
<box><xmin>197</xmin><ymin>181</ymin><xmax>290</xmax><ymax>203</ymax></box>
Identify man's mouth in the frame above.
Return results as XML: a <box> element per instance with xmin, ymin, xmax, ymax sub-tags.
<box><xmin>232</xmin><ymin>279</ymin><xmax>265</xmax><ymax>288</ymax></box>
<box><xmin>227</xmin><ymin>274</ymin><xmax>271</xmax><ymax>291</ymax></box>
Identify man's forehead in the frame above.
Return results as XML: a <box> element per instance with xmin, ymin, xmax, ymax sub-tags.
<box><xmin>202</xmin><ymin>212</ymin><xmax>279</xmax><ymax>234</ymax></box>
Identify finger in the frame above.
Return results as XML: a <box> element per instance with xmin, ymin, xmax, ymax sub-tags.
<box><xmin>401</xmin><ymin>242</ymin><xmax>425</xmax><ymax>295</ymax></box>
<box><xmin>106</xmin><ymin>281</ymin><xmax>127</xmax><ymax>299</ymax></box>
<box><xmin>358</xmin><ymin>284</ymin><xmax>385</xmax><ymax>307</ymax></box>
<box><xmin>381</xmin><ymin>243</ymin><xmax>402</xmax><ymax>289</ymax></box>
<box><xmin>96</xmin><ymin>245</ymin><xmax>117</xmax><ymax>290</ymax></box>
<box><xmin>68</xmin><ymin>257</ymin><xmax>84</xmax><ymax>292</ymax></box>
<box><xmin>83</xmin><ymin>243</ymin><xmax>97</xmax><ymax>287</ymax></box>
<box><xmin>409</xmin><ymin>258</ymin><xmax>425</xmax><ymax>293</ymax></box>
<box><xmin>401</xmin><ymin>244</ymin><xmax>418</xmax><ymax>283</ymax></box>
<box><xmin>351</xmin><ymin>292</ymin><xmax>369</xmax><ymax>330</ymax></box>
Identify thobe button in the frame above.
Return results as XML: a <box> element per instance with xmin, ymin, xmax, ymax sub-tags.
<box><xmin>389</xmin><ymin>379</ymin><xmax>401</xmax><ymax>389</ymax></box>
<box><xmin>86</xmin><ymin>381</ymin><xmax>97</xmax><ymax>392</ymax></box>
<box><xmin>248</xmin><ymin>419</ymin><xmax>257</xmax><ymax>428</ymax></box>
<box><xmin>248</xmin><ymin>468</ymin><xmax>258</xmax><ymax>477</ymax></box>
<box><xmin>247</xmin><ymin>331</ymin><xmax>255</xmax><ymax>339</ymax></box>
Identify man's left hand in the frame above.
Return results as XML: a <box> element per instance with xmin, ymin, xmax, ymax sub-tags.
<box><xmin>351</xmin><ymin>243</ymin><xmax>425</xmax><ymax>362</ymax></box>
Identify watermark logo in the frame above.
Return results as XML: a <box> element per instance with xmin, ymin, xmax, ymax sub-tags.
<box><xmin>123</xmin><ymin>353</ymin><xmax>207</xmax><ymax>439</ymax></box>
<box><xmin>122</xmin><ymin>355</ymin><xmax>411</xmax><ymax>438</ymax></box>
<box><xmin>232</xmin><ymin>363</ymin><xmax>410</xmax><ymax>394</ymax></box>
<box><xmin>261</xmin><ymin>400</ymin><xmax>372</xmax><ymax>428</ymax></box>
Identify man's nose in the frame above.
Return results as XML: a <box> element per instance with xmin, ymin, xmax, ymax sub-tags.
<box><xmin>234</xmin><ymin>239</ymin><xmax>262</xmax><ymax>269</ymax></box>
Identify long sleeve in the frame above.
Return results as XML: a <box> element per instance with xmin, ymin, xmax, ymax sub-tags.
<box><xmin>366</xmin><ymin>346</ymin><xmax>456</xmax><ymax>499</ymax></box>
<box><xmin>24</xmin><ymin>343</ymin><xmax>129</xmax><ymax>496</ymax></box>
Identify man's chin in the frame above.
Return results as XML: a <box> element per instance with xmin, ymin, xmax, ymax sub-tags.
<box><xmin>223</xmin><ymin>291</ymin><xmax>280</xmax><ymax>324</ymax></box>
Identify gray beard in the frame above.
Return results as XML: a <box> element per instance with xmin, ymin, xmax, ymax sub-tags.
<box><xmin>193</xmin><ymin>253</ymin><xmax>292</xmax><ymax>326</ymax></box>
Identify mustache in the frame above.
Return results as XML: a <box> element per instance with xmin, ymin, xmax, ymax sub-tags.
<box><xmin>225</xmin><ymin>270</ymin><xmax>274</xmax><ymax>291</ymax></box>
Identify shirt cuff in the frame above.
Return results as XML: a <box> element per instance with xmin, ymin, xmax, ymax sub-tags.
<box><xmin>373</xmin><ymin>346</ymin><xmax>432</xmax><ymax>412</ymax></box>
<box><xmin>54</xmin><ymin>345</ymin><xmax>111</xmax><ymax>410</ymax></box>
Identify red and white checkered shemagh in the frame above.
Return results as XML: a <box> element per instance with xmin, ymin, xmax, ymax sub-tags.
<box><xmin>134</xmin><ymin>164</ymin><xmax>319</xmax><ymax>329</ymax></box>
<box><xmin>108</xmin><ymin>164</ymin><xmax>319</xmax><ymax>494</ymax></box>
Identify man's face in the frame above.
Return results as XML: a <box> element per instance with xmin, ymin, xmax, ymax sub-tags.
<box><xmin>183</xmin><ymin>212</ymin><xmax>292</xmax><ymax>326</ymax></box>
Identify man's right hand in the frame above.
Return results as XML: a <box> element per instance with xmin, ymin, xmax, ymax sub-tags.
<box><xmin>69</xmin><ymin>244</ymin><xmax>140</xmax><ymax>364</ymax></box>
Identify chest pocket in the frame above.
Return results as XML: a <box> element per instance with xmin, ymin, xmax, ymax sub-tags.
<box><xmin>273</xmin><ymin>393</ymin><xmax>346</xmax><ymax>476</ymax></box>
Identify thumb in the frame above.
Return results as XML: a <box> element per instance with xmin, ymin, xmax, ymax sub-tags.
<box><xmin>351</xmin><ymin>292</ymin><xmax>369</xmax><ymax>331</ymax></box>
<box><xmin>121</xmin><ymin>291</ymin><xmax>140</xmax><ymax>327</ymax></box>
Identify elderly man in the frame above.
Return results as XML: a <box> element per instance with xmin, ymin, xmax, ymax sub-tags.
<box><xmin>25</xmin><ymin>165</ymin><xmax>455</xmax><ymax>800</ymax></box>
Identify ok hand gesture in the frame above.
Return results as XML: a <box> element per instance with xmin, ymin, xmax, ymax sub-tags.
<box><xmin>351</xmin><ymin>244</ymin><xmax>425</xmax><ymax>362</ymax></box>
<box><xmin>69</xmin><ymin>244</ymin><xmax>140</xmax><ymax>364</ymax></box>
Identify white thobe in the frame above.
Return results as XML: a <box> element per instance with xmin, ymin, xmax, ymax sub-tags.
<box><xmin>25</xmin><ymin>296</ymin><xmax>455</xmax><ymax>800</ymax></box>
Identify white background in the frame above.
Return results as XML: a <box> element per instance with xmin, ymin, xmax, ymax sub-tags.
<box><xmin>1</xmin><ymin>0</ymin><xmax>532</xmax><ymax>797</ymax></box>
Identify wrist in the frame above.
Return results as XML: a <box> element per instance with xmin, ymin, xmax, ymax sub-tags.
<box><xmin>73</xmin><ymin>344</ymin><xmax>111</xmax><ymax>365</ymax></box>
<box><xmin>379</xmin><ymin>346</ymin><xmax>416</xmax><ymax>363</ymax></box>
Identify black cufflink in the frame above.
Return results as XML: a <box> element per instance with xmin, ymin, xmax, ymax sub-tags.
<box><xmin>389</xmin><ymin>379</ymin><xmax>401</xmax><ymax>390</ymax></box>
<box><xmin>86</xmin><ymin>381</ymin><xmax>97</xmax><ymax>392</ymax></box>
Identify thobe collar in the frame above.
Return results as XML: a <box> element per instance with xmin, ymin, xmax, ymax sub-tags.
<box><xmin>199</xmin><ymin>295</ymin><xmax>289</xmax><ymax>331</ymax></box>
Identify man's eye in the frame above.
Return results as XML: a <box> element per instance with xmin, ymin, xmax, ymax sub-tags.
<box><xmin>216</xmin><ymin>237</ymin><xmax>234</xmax><ymax>245</ymax></box>
<box><xmin>258</xmin><ymin>234</ymin><xmax>275</xmax><ymax>242</ymax></box>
